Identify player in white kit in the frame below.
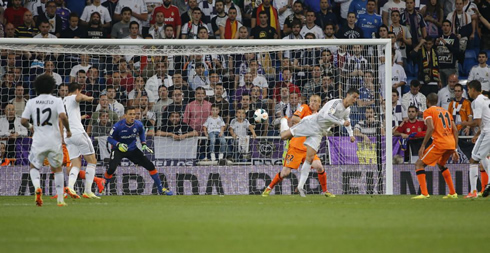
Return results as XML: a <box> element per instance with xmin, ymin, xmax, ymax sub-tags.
<box><xmin>21</xmin><ymin>75</ymin><xmax>72</xmax><ymax>207</ymax></box>
<box><xmin>465</xmin><ymin>81</ymin><xmax>490</xmax><ymax>198</ymax></box>
<box><xmin>280</xmin><ymin>88</ymin><xmax>359</xmax><ymax>196</ymax></box>
<box><xmin>62</xmin><ymin>82</ymin><xmax>100</xmax><ymax>199</ymax></box>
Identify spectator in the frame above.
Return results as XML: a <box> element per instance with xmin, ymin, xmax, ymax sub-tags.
<box><xmin>148</xmin><ymin>10</ymin><xmax>165</xmax><ymax>39</ymax></box>
<box><xmin>0</xmin><ymin>142</ymin><xmax>14</xmax><ymax>166</ymax></box>
<box><xmin>234</xmin><ymin>73</ymin><xmax>254</xmax><ymax>108</ymax></box>
<box><xmin>58</xmin><ymin>83</ymin><xmax>69</xmax><ymax>99</ymax></box>
<box><xmin>162</xmin><ymin>89</ymin><xmax>187</xmax><ymax>126</ymax></box>
<box><xmin>273</xmin><ymin>68</ymin><xmax>300</xmax><ymax>102</ymax></box>
<box><xmin>128</xmin><ymin>76</ymin><xmax>156</xmax><ymax>107</ymax></box>
<box><xmin>250</xmin><ymin>10</ymin><xmax>279</xmax><ymax>39</ymax></box>
<box><xmin>88</xmin><ymin>94</ymin><xmax>120</xmax><ymax>135</ymax></box>
<box><xmin>477</xmin><ymin>0</ymin><xmax>490</xmax><ymax>50</ymax></box>
<box><xmin>316</xmin><ymin>74</ymin><xmax>339</xmax><ymax>103</ymax></box>
<box><xmin>153</xmin><ymin>85</ymin><xmax>173</xmax><ymax>128</ymax></box>
<box><xmin>382</xmin><ymin>0</ymin><xmax>406</xmax><ymax>26</ymax></box>
<box><xmin>448</xmin><ymin>83</ymin><xmax>472</xmax><ymax>135</ymax></box>
<box><xmin>37</xmin><ymin>1</ymin><xmax>62</xmax><ymax>37</ymax></box>
<box><xmin>102</xmin><ymin>0</ymin><xmax>118</xmax><ymax>20</ymax></box>
<box><xmin>105</xmin><ymin>71</ymin><xmax>128</xmax><ymax>104</ymax></box>
<box><xmin>394</xmin><ymin>105</ymin><xmax>427</xmax><ymax>138</ymax></box>
<box><xmin>420</xmin><ymin>0</ymin><xmax>443</xmax><ymax>38</ymax></box>
<box><xmin>183</xmin><ymin>87</ymin><xmax>212</xmax><ymax>134</ymax></box>
<box><xmin>390</xmin><ymin>10</ymin><xmax>412</xmax><ymax>63</ymax></box>
<box><xmin>8</xmin><ymin>84</ymin><xmax>26</xmax><ymax>117</ymax></box>
<box><xmin>181</xmin><ymin>0</ymin><xmax>198</xmax><ymax>25</ymax></box>
<box><xmin>238</xmin><ymin>25</ymin><xmax>249</xmax><ymax>39</ymax></box>
<box><xmin>336</xmin><ymin>12</ymin><xmax>364</xmax><ymax>38</ymax></box>
<box><xmin>15</xmin><ymin>11</ymin><xmax>38</xmax><ymax>38</ymax></box>
<box><xmin>118</xmin><ymin>59</ymin><xmax>134</xmax><ymax>92</ymax></box>
<box><xmin>354</xmin><ymin>106</ymin><xmax>384</xmax><ymax>142</ymax></box>
<box><xmin>147</xmin><ymin>60</ymin><xmax>172</xmax><ymax>92</ymax></box>
<box><xmin>4</xmin><ymin>23</ymin><xmax>15</xmax><ymax>38</ymax></box>
<box><xmin>240</xmin><ymin>94</ymin><xmax>268</xmax><ymax>136</ymax></box>
<box><xmin>209</xmin><ymin>83</ymin><xmax>230</xmax><ymax>125</ymax></box>
<box><xmin>315</xmin><ymin>0</ymin><xmax>338</xmax><ymax>31</ymax></box>
<box><xmin>220</xmin><ymin>7</ymin><xmax>243</xmax><ymax>39</ymax></box>
<box><xmin>401</xmin><ymin>0</ymin><xmax>427</xmax><ymax>52</ymax></box>
<box><xmin>238</xmin><ymin>59</ymin><xmax>268</xmax><ymax>97</ymax></box>
<box><xmin>357</xmin><ymin>71</ymin><xmax>377</xmax><ymax>109</ymax></box>
<box><xmin>199</xmin><ymin>0</ymin><xmax>215</xmax><ymax>28</ymax></box>
<box><xmin>203</xmin><ymin>71</ymin><xmax>227</xmax><ymax>98</ymax></box>
<box><xmin>61</xmin><ymin>13</ymin><xmax>85</xmax><ymax>38</ymax></box>
<box><xmin>334</xmin><ymin>0</ymin><xmax>353</xmax><ymax>25</ymax></box>
<box><xmin>4</xmin><ymin>0</ymin><xmax>28</xmax><ymax>27</ymax></box>
<box><xmin>54</xmin><ymin>0</ymin><xmax>71</xmax><ymax>31</ymax></box>
<box><xmin>70</xmin><ymin>55</ymin><xmax>92</xmax><ymax>83</ymax></box>
<box><xmin>84</xmin><ymin>11</ymin><xmax>107</xmax><ymax>39</ymax></box>
<box><xmin>1</xmin><ymin>71</ymin><xmax>15</xmax><ymax>109</ymax></box>
<box><xmin>111</xmin><ymin>6</ymin><xmax>132</xmax><ymax>39</ymax></box>
<box><xmin>251</xmin><ymin>0</ymin><xmax>280</xmax><ymax>39</ymax></box>
<box><xmin>302</xmin><ymin>65</ymin><xmax>322</xmax><ymax>99</ymax></box>
<box><xmin>0</xmin><ymin>104</ymin><xmax>28</xmax><ymax>159</ymax></box>
<box><xmin>410</xmin><ymin>36</ymin><xmax>440</xmax><ymax>95</ymax></box>
<box><xmin>188</xmin><ymin>62</ymin><xmax>208</xmax><ymax>90</ymax></box>
<box><xmin>81</xmin><ymin>0</ymin><xmax>112</xmax><ymax>28</ymax></box>
<box><xmin>203</xmin><ymin>105</ymin><xmax>227</xmax><ymax>161</ymax></box>
<box><xmin>87</xmin><ymin>110</ymin><xmax>113</xmax><ymax>137</ymax></box>
<box><xmin>75</xmin><ymin>69</ymin><xmax>87</xmax><ymax>86</ymax></box>
<box><xmin>274</xmin><ymin>0</ymin><xmax>293</xmax><ymax>33</ymax></box>
<box><xmin>181</xmin><ymin>7</ymin><xmax>209</xmax><ymax>39</ymax></box>
<box><xmin>402</xmin><ymin>80</ymin><xmax>427</xmax><ymax>117</ymax></box>
<box><xmin>468</xmin><ymin>51</ymin><xmax>490</xmax><ymax>92</ymax></box>
<box><xmin>300</xmin><ymin>10</ymin><xmax>324</xmax><ymax>39</ymax></box>
<box><xmin>436</xmin><ymin>20</ymin><xmax>460</xmax><ymax>87</ymax></box>
<box><xmin>113</xmin><ymin>0</ymin><xmax>148</xmax><ymax>31</ymax></box>
<box><xmin>249</xmin><ymin>85</ymin><xmax>270</xmax><ymax>112</ymax></box>
<box><xmin>342</xmin><ymin>44</ymin><xmax>371</xmax><ymax>92</ymax></box>
<box><xmin>438</xmin><ymin>75</ymin><xmax>467</xmax><ymax>110</ymax></box>
<box><xmin>33</xmin><ymin>20</ymin><xmax>58</xmax><ymax>38</ymax></box>
<box><xmin>224</xmin><ymin>0</ymin><xmax>242</xmax><ymax>23</ymax></box>
<box><xmin>134</xmin><ymin>104</ymin><xmax>156</xmax><ymax>136</ymax></box>
<box><xmin>391</xmin><ymin>88</ymin><xmax>406</xmax><ymax>127</ymax></box>
<box><xmin>357</xmin><ymin>0</ymin><xmax>382</xmax><ymax>38</ymax></box>
<box><xmin>85</xmin><ymin>66</ymin><xmax>105</xmax><ymax>99</ymax></box>
<box><xmin>98</xmin><ymin>85</ymin><xmax>125</xmax><ymax>118</ymax></box>
<box><xmin>349</xmin><ymin>0</ymin><xmax>368</xmax><ymax>18</ymax></box>
<box><xmin>211</xmin><ymin>0</ymin><xmax>227</xmax><ymax>38</ymax></box>
<box><xmin>42</xmin><ymin>61</ymin><xmax>62</xmax><ymax>86</ymax></box>
<box><xmin>150</xmin><ymin>0</ymin><xmax>181</xmax><ymax>39</ymax></box>
<box><xmin>156</xmin><ymin>111</ymin><xmax>198</xmax><ymax>140</ymax></box>
<box><xmin>229</xmin><ymin>108</ymin><xmax>257</xmax><ymax>159</ymax></box>
<box><xmin>379</xmin><ymin>56</ymin><xmax>406</xmax><ymax>96</ymax></box>
<box><xmin>168</xmin><ymin>72</ymin><xmax>194</xmax><ymax>103</ymax></box>
<box><xmin>283</xmin><ymin>1</ymin><xmax>305</xmax><ymax>36</ymax></box>
<box><xmin>274</xmin><ymin>88</ymin><xmax>299</xmax><ymax>125</ymax></box>
<box><xmin>446</xmin><ymin>0</ymin><xmax>473</xmax><ymax>50</ymax></box>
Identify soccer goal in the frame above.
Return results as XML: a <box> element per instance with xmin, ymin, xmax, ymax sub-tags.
<box><xmin>0</xmin><ymin>38</ymin><xmax>393</xmax><ymax>196</ymax></box>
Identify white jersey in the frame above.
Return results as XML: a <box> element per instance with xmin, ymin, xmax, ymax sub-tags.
<box><xmin>318</xmin><ymin>99</ymin><xmax>354</xmax><ymax>136</ymax></box>
<box><xmin>468</xmin><ymin>65</ymin><xmax>490</xmax><ymax>91</ymax></box>
<box><xmin>63</xmin><ymin>95</ymin><xmax>86</xmax><ymax>136</ymax></box>
<box><xmin>21</xmin><ymin>94</ymin><xmax>65</xmax><ymax>147</ymax></box>
<box><xmin>300</xmin><ymin>25</ymin><xmax>325</xmax><ymax>39</ymax></box>
<box><xmin>472</xmin><ymin>94</ymin><xmax>490</xmax><ymax>132</ymax></box>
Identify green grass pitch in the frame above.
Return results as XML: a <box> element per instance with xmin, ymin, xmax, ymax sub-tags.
<box><xmin>0</xmin><ymin>195</ymin><xmax>486</xmax><ymax>253</ymax></box>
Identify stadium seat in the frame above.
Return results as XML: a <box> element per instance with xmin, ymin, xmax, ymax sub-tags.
<box><xmin>462</xmin><ymin>50</ymin><xmax>478</xmax><ymax>76</ymax></box>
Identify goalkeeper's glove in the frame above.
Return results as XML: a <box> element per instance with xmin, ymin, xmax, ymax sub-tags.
<box><xmin>142</xmin><ymin>143</ymin><xmax>153</xmax><ymax>154</ymax></box>
<box><xmin>117</xmin><ymin>143</ymin><xmax>128</xmax><ymax>152</ymax></box>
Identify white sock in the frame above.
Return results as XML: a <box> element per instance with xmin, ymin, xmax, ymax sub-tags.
<box><xmin>29</xmin><ymin>168</ymin><xmax>41</xmax><ymax>189</ymax></box>
<box><xmin>68</xmin><ymin>166</ymin><xmax>80</xmax><ymax>189</ymax></box>
<box><xmin>84</xmin><ymin>164</ymin><xmax>96</xmax><ymax>194</ymax></box>
<box><xmin>482</xmin><ymin>158</ymin><xmax>490</xmax><ymax>175</ymax></box>
<box><xmin>54</xmin><ymin>172</ymin><xmax>64</xmax><ymax>203</ymax></box>
<box><xmin>469</xmin><ymin>164</ymin><xmax>479</xmax><ymax>192</ymax></box>
<box><xmin>280</xmin><ymin>118</ymin><xmax>289</xmax><ymax>133</ymax></box>
<box><xmin>298</xmin><ymin>161</ymin><xmax>311</xmax><ymax>190</ymax></box>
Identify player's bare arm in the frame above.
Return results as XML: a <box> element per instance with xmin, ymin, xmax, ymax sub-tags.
<box><xmin>59</xmin><ymin>113</ymin><xmax>71</xmax><ymax>138</ymax></box>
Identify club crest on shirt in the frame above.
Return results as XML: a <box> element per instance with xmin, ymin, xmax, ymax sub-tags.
<box><xmin>133</xmin><ymin>128</ymin><xmax>137</xmax><ymax>133</ymax></box>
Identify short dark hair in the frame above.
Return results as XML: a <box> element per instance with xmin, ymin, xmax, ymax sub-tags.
<box><xmin>442</xmin><ymin>19</ymin><xmax>452</xmax><ymax>26</ymax></box>
<box><xmin>125</xmin><ymin>106</ymin><xmax>136</xmax><ymax>114</ymax></box>
<box><xmin>192</xmin><ymin>7</ymin><xmax>202</xmax><ymax>14</ymax></box>
<box><xmin>410</xmin><ymin>80</ymin><xmax>420</xmax><ymax>87</ymax></box>
<box><xmin>291</xmin><ymin>20</ymin><xmax>302</xmax><ymax>28</ymax></box>
<box><xmin>346</xmin><ymin>88</ymin><xmax>359</xmax><ymax>95</ymax></box>
<box><xmin>68</xmin><ymin>82</ymin><xmax>82</xmax><ymax>93</ymax></box>
<box><xmin>34</xmin><ymin>74</ymin><xmax>56</xmax><ymax>95</ymax></box>
<box><xmin>479</xmin><ymin>51</ymin><xmax>488</xmax><ymax>58</ymax></box>
<box><xmin>195</xmin><ymin>87</ymin><xmax>206</xmax><ymax>93</ymax></box>
<box><xmin>228</xmin><ymin>6</ymin><xmax>237</xmax><ymax>12</ymax></box>
<box><xmin>129</xmin><ymin>21</ymin><xmax>139</xmax><ymax>28</ymax></box>
<box><xmin>106</xmin><ymin>85</ymin><xmax>115</xmax><ymax>91</ymax></box>
<box><xmin>211</xmin><ymin>105</ymin><xmax>220</xmax><ymax>109</ymax></box>
<box><xmin>454</xmin><ymin>83</ymin><xmax>464</xmax><ymax>91</ymax></box>
<box><xmin>468</xmin><ymin>80</ymin><xmax>482</xmax><ymax>92</ymax></box>
<box><xmin>259</xmin><ymin>11</ymin><xmax>268</xmax><ymax>17</ymax></box>
<box><xmin>391</xmin><ymin>10</ymin><xmax>400</xmax><ymax>15</ymax></box>
<box><xmin>121</xmin><ymin>7</ymin><xmax>132</xmax><ymax>15</ymax></box>
<box><xmin>392</xmin><ymin>88</ymin><xmax>399</xmax><ymax>96</ymax></box>
<box><xmin>408</xmin><ymin>105</ymin><xmax>419</xmax><ymax>112</ymax></box>
<box><xmin>197</xmin><ymin>26</ymin><xmax>208</xmax><ymax>34</ymax></box>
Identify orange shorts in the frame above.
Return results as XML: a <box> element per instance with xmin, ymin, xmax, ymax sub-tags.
<box><xmin>420</xmin><ymin>144</ymin><xmax>453</xmax><ymax>167</ymax></box>
<box><xmin>284</xmin><ymin>147</ymin><xmax>320</xmax><ymax>169</ymax></box>
<box><xmin>43</xmin><ymin>144</ymin><xmax>71</xmax><ymax>167</ymax></box>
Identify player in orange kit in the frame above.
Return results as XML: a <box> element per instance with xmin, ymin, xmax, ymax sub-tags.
<box><xmin>412</xmin><ymin>93</ymin><xmax>460</xmax><ymax>199</ymax></box>
<box><xmin>262</xmin><ymin>95</ymin><xmax>335</xmax><ymax>197</ymax></box>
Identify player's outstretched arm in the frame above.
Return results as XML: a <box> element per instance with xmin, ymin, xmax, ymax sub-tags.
<box><xmin>75</xmin><ymin>93</ymin><xmax>94</xmax><ymax>103</ymax></box>
<box><xmin>451</xmin><ymin>121</ymin><xmax>460</xmax><ymax>161</ymax></box>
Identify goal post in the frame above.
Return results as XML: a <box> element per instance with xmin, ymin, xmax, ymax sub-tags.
<box><xmin>0</xmin><ymin>38</ymin><xmax>393</xmax><ymax>196</ymax></box>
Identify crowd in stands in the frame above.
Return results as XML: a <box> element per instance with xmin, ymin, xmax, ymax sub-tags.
<box><xmin>1</xmin><ymin>0</ymin><xmax>490</xmax><ymax>162</ymax></box>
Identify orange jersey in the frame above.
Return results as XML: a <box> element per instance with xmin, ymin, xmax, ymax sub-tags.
<box><xmin>289</xmin><ymin>104</ymin><xmax>313</xmax><ymax>151</ymax></box>
<box><xmin>447</xmin><ymin>98</ymin><xmax>472</xmax><ymax>131</ymax></box>
<box><xmin>423</xmin><ymin>106</ymin><xmax>456</xmax><ymax>149</ymax></box>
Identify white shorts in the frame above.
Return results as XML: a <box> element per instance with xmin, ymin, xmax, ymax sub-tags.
<box><xmin>65</xmin><ymin>132</ymin><xmax>95</xmax><ymax>159</ymax></box>
<box><xmin>290</xmin><ymin>114</ymin><xmax>323</xmax><ymax>152</ymax></box>
<box><xmin>29</xmin><ymin>143</ymin><xmax>63</xmax><ymax>169</ymax></box>
<box><xmin>472</xmin><ymin>131</ymin><xmax>490</xmax><ymax>161</ymax></box>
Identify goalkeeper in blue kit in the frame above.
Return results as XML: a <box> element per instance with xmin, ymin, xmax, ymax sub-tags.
<box><xmin>104</xmin><ymin>107</ymin><xmax>173</xmax><ymax>195</ymax></box>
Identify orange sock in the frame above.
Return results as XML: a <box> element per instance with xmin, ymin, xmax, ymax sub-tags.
<box><xmin>318</xmin><ymin>171</ymin><xmax>327</xmax><ymax>192</ymax></box>
<box><xmin>78</xmin><ymin>170</ymin><xmax>86</xmax><ymax>179</ymax></box>
<box><xmin>416</xmin><ymin>169</ymin><xmax>428</xmax><ymax>196</ymax></box>
<box><xmin>268</xmin><ymin>173</ymin><xmax>283</xmax><ymax>189</ymax></box>
<box><xmin>481</xmin><ymin>170</ymin><xmax>488</xmax><ymax>193</ymax></box>
<box><xmin>441</xmin><ymin>168</ymin><xmax>456</xmax><ymax>195</ymax></box>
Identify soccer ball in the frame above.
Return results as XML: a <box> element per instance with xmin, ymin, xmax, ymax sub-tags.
<box><xmin>254</xmin><ymin>109</ymin><xmax>268</xmax><ymax>123</ymax></box>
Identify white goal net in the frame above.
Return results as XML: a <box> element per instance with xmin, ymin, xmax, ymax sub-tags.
<box><xmin>0</xmin><ymin>38</ymin><xmax>394</xmax><ymax>196</ymax></box>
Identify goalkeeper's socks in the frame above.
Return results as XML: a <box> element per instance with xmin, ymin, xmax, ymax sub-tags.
<box><xmin>149</xmin><ymin>170</ymin><xmax>163</xmax><ymax>194</ymax></box>
<box><xmin>415</xmin><ymin>169</ymin><xmax>428</xmax><ymax>196</ymax></box>
<box><xmin>481</xmin><ymin>170</ymin><xmax>488</xmax><ymax>193</ymax></box>
<box><xmin>440</xmin><ymin>168</ymin><xmax>456</xmax><ymax>195</ymax></box>
<box><xmin>470</xmin><ymin>164</ymin><xmax>479</xmax><ymax>192</ymax></box>
<box><xmin>268</xmin><ymin>173</ymin><xmax>283</xmax><ymax>189</ymax></box>
<box><xmin>68</xmin><ymin>166</ymin><xmax>80</xmax><ymax>189</ymax></box>
<box><xmin>318</xmin><ymin>170</ymin><xmax>327</xmax><ymax>193</ymax></box>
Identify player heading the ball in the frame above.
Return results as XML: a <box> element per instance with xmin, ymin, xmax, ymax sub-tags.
<box><xmin>104</xmin><ymin>107</ymin><xmax>173</xmax><ymax>195</ymax></box>
<box><xmin>21</xmin><ymin>74</ymin><xmax>72</xmax><ymax>207</ymax></box>
<box><xmin>280</xmin><ymin>88</ymin><xmax>359</xmax><ymax>197</ymax></box>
